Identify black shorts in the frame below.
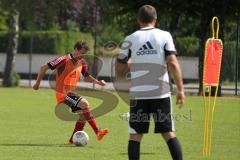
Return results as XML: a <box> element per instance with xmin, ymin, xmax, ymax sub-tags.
<box><xmin>129</xmin><ymin>97</ymin><xmax>175</xmax><ymax>134</ymax></box>
<box><xmin>64</xmin><ymin>92</ymin><xmax>83</xmax><ymax>113</ymax></box>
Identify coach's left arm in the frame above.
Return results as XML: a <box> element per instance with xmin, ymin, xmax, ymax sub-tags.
<box><xmin>166</xmin><ymin>54</ymin><xmax>185</xmax><ymax>108</ymax></box>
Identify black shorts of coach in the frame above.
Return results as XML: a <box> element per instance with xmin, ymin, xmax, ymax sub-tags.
<box><xmin>129</xmin><ymin>97</ymin><xmax>175</xmax><ymax>134</ymax></box>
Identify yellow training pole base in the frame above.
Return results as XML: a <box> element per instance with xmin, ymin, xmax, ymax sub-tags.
<box><xmin>202</xmin><ymin>85</ymin><xmax>218</xmax><ymax>158</ymax></box>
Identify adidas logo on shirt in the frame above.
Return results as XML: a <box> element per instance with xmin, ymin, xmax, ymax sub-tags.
<box><xmin>136</xmin><ymin>41</ymin><xmax>157</xmax><ymax>56</ymax></box>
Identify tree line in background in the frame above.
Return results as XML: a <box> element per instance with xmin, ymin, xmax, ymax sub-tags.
<box><xmin>0</xmin><ymin>0</ymin><xmax>239</xmax><ymax>94</ymax></box>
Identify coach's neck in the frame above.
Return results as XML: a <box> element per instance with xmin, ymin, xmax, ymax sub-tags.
<box><xmin>138</xmin><ymin>19</ymin><xmax>156</xmax><ymax>29</ymax></box>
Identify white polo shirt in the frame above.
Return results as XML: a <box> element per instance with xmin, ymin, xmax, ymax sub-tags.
<box><xmin>118</xmin><ymin>26</ymin><xmax>176</xmax><ymax>99</ymax></box>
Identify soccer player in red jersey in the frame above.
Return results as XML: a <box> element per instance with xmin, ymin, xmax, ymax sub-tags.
<box><xmin>33</xmin><ymin>40</ymin><xmax>109</xmax><ymax>143</ymax></box>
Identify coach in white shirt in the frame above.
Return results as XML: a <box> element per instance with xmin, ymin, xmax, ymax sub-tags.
<box><xmin>117</xmin><ymin>5</ymin><xmax>185</xmax><ymax>160</ymax></box>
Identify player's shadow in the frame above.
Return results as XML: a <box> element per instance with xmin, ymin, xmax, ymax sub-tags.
<box><xmin>0</xmin><ymin>143</ymin><xmax>76</xmax><ymax>148</ymax></box>
<box><xmin>120</xmin><ymin>152</ymin><xmax>159</xmax><ymax>155</ymax></box>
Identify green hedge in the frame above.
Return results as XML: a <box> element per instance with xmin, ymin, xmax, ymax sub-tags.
<box><xmin>221</xmin><ymin>41</ymin><xmax>240</xmax><ymax>81</ymax></box>
<box><xmin>175</xmin><ymin>36</ymin><xmax>199</xmax><ymax>57</ymax></box>
<box><xmin>97</xmin><ymin>35</ymin><xmax>200</xmax><ymax>57</ymax></box>
<box><xmin>0</xmin><ymin>31</ymin><xmax>93</xmax><ymax>54</ymax></box>
<box><xmin>98</xmin><ymin>24</ymin><xmax>125</xmax><ymax>46</ymax></box>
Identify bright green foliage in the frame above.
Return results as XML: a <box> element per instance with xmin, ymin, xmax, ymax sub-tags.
<box><xmin>175</xmin><ymin>36</ymin><xmax>199</xmax><ymax>57</ymax></box>
<box><xmin>0</xmin><ymin>10</ymin><xmax>9</xmax><ymax>31</ymax></box>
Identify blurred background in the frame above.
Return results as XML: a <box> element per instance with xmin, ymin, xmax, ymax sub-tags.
<box><xmin>0</xmin><ymin>0</ymin><xmax>239</xmax><ymax>96</ymax></box>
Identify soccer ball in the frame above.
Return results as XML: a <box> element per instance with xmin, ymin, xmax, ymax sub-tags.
<box><xmin>72</xmin><ymin>131</ymin><xmax>89</xmax><ymax>146</ymax></box>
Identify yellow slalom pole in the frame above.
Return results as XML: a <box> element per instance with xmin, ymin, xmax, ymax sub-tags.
<box><xmin>206</xmin><ymin>86</ymin><xmax>212</xmax><ymax>157</ymax></box>
<box><xmin>206</xmin><ymin>16</ymin><xmax>220</xmax><ymax>157</ymax></box>
<box><xmin>202</xmin><ymin>16</ymin><xmax>222</xmax><ymax>158</ymax></box>
<box><xmin>203</xmin><ymin>85</ymin><xmax>212</xmax><ymax>157</ymax></box>
<box><xmin>202</xmin><ymin>85</ymin><xmax>207</xmax><ymax>155</ymax></box>
<box><xmin>208</xmin><ymin>85</ymin><xmax>219</xmax><ymax>156</ymax></box>
<box><xmin>211</xmin><ymin>16</ymin><xmax>219</xmax><ymax>39</ymax></box>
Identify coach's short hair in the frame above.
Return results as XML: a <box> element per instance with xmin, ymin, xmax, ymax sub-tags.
<box><xmin>137</xmin><ymin>5</ymin><xmax>157</xmax><ymax>23</ymax></box>
<box><xmin>74</xmin><ymin>40</ymin><xmax>89</xmax><ymax>50</ymax></box>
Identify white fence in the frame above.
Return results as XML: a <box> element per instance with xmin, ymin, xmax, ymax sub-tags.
<box><xmin>0</xmin><ymin>53</ymin><xmax>199</xmax><ymax>80</ymax></box>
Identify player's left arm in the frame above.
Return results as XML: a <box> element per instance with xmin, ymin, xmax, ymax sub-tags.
<box><xmin>84</xmin><ymin>75</ymin><xmax>106</xmax><ymax>86</ymax></box>
<box><xmin>81</xmin><ymin>59</ymin><xmax>106</xmax><ymax>86</ymax></box>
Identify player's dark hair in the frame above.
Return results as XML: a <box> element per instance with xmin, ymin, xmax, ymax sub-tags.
<box><xmin>74</xmin><ymin>40</ymin><xmax>90</xmax><ymax>51</ymax></box>
<box><xmin>137</xmin><ymin>5</ymin><xmax>157</xmax><ymax>24</ymax></box>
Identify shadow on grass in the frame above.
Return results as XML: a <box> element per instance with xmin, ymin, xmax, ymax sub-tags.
<box><xmin>0</xmin><ymin>143</ymin><xmax>80</xmax><ymax>148</ymax></box>
<box><xmin>120</xmin><ymin>152</ymin><xmax>159</xmax><ymax>155</ymax></box>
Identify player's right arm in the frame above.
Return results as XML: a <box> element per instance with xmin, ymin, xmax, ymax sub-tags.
<box><xmin>33</xmin><ymin>64</ymin><xmax>49</xmax><ymax>90</ymax></box>
<box><xmin>33</xmin><ymin>56</ymin><xmax>66</xmax><ymax>90</ymax></box>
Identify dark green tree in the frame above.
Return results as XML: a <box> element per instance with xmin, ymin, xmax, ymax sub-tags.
<box><xmin>2</xmin><ymin>1</ymin><xmax>20</xmax><ymax>86</ymax></box>
<box><xmin>97</xmin><ymin>0</ymin><xmax>239</xmax><ymax>94</ymax></box>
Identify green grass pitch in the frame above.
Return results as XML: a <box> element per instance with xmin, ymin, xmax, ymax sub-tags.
<box><xmin>0</xmin><ymin>87</ymin><xmax>239</xmax><ymax>160</ymax></box>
